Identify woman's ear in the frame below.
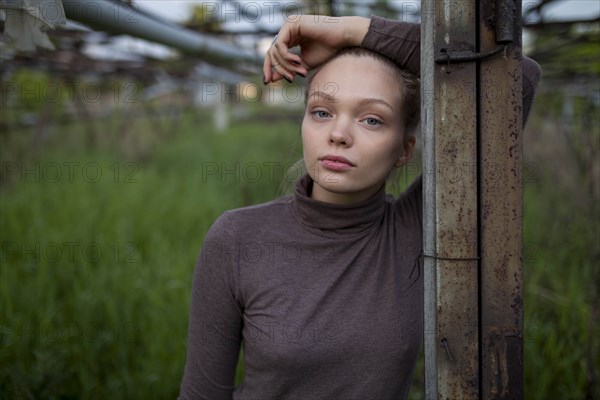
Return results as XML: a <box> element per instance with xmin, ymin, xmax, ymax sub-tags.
<box><xmin>395</xmin><ymin>134</ymin><xmax>416</xmax><ymax>167</ymax></box>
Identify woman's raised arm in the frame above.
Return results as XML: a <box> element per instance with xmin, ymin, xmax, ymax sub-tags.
<box><xmin>263</xmin><ymin>15</ymin><xmax>369</xmax><ymax>83</ymax></box>
<box><xmin>360</xmin><ymin>16</ymin><xmax>541</xmax><ymax>127</ymax></box>
<box><xmin>264</xmin><ymin>15</ymin><xmax>541</xmax><ymax>126</ymax></box>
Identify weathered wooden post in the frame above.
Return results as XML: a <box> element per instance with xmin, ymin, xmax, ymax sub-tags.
<box><xmin>422</xmin><ymin>0</ymin><xmax>523</xmax><ymax>397</ymax></box>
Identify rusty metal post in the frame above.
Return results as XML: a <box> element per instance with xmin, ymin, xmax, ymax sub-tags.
<box><xmin>423</xmin><ymin>0</ymin><xmax>524</xmax><ymax>398</ymax></box>
<box><xmin>422</xmin><ymin>0</ymin><xmax>480</xmax><ymax>398</ymax></box>
<box><xmin>479</xmin><ymin>0</ymin><xmax>524</xmax><ymax>398</ymax></box>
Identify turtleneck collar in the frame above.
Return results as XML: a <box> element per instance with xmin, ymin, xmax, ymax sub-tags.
<box><xmin>290</xmin><ymin>174</ymin><xmax>386</xmax><ymax>235</ymax></box>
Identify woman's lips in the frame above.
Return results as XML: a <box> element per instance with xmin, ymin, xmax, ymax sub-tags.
<box><xmin>320</xmin><ymin>155</ymin><xmax>355</xmax><ymax>172</ymax></box>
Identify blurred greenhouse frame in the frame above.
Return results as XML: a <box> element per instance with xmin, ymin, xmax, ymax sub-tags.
<box><xmin>1</xmin><ymin>1</ymin><xmax>598</xmax><ymax>399</ymax></box>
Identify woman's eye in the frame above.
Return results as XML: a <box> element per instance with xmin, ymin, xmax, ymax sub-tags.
<box><xmin>313</xmin><ymin>110</ymin><xmax>331</xmax><ymax>119</ymax></box>
<box><xmin>364</xmin><ymin>117</ymin><xmax>382</xmax><ymax>126</ymax></box>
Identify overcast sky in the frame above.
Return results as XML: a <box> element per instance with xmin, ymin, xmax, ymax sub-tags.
<box><xmin>137</xmin><ymin>0</ymin><xmax>600</xmax><ymax>24</ymax></box>
<box><xmin>83</xmin><ymin>0</ymin><xmax>597</xmax><ymax>61</ymax></box>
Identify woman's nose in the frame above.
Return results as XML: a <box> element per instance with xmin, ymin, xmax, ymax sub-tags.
<box><xmin>328</xmin><ymin>119</ymin><xmax>353</xmax><ymax>146</ymax></box>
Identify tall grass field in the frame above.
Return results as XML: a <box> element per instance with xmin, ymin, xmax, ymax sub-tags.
<box><xmin>1</xmin><ymin>105</ymin><xmax>597</xmax><ymax>399</ymax></box>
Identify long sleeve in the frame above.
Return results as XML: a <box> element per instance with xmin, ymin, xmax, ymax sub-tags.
<box><xmin>361</xmin><ymin>16</ymin><xmax>542</xmax><ymax>127</ymax></box>
<box><xmin>179</xmin><ymin>213</ymin><xmax>243</xmax><ymax>400</ymax></box>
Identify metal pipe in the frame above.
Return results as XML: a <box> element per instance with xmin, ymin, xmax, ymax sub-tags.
<box><xmin>62</xmin><ymin>0</ymin><xmax>262</xmax><ymax>66</ymax></box>
<box><xmin>420</xmin><ymin>1</ymin><xmax>438</xmax><ymax>397</ymax></box>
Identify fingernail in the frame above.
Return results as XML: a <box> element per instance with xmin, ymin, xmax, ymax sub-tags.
<box><xmin>263</xmin><ymin>75</ymin><xmax>268</xmax><ymax>85</ymax></box>
<box><xmin>298</xmin><ymin>72</ymin><xmax>307</xmax><ymax>78</ymax></box>
<box><xmin>284</xmin><ymin>75</ymin><xmax>292</xmax><ymax>83</ymax></box>
<box><xmin>292</xmin><ymin>60</ymin><xmax>301</xmax><ymax>66</ymax></box>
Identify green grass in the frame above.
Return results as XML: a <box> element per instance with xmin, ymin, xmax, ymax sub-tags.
<box><xmin>0</xmin><ymin>108</ymin><xmax>303</xmax><ymax>399</ymax></box>
<box><xmin>523</xmin><ymin>176</ymin><xmax>598</xmax><ymax>399</ymax></box>
<box><xmin>1</xmin><ymin>105</ymin><xmax>597</xmax><ymax>399</ymax></box>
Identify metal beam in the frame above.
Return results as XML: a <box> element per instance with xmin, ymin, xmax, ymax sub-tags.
<box><xmin>62</xmin><ymin>0</ymin><xmax>262</xmax><ymax>66</ymax></box>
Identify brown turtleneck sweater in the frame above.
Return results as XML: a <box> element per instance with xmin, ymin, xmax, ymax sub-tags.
<box><xmin>179</xmin><ymin>17</ymin><xmax>541</xmax><ymax>400</ymax></box>
<box><xmin>181</xmin><ymin>175</ymin><xmax>423</xmax><ymax>400</ymax></box>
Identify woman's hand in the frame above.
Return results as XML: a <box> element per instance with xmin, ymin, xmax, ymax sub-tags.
<box><xmin>263</xmin><ymin>15</ymin><xmax>370</xmax><ymax>83</ymax></box>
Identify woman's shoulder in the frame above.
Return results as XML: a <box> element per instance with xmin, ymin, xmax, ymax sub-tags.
<box><xmin>225</xmin><ymin>194</ymin><xmax>293</xmax><ymax>219</ymax></box>
<box><xmin>207</xmin><ymin>195</ymin><xmax>294</xmax><ymax>239</ymax></box>
<box><xmin>386</xmin><ymin>175</ymin><xmax>423</xmax><ymax>226</ymax></box>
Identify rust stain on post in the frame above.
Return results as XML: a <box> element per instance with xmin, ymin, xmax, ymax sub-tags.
<box><xmin>424</xmin><ymin>0</ymin><xmax>524</xmax><ymax>398</ymax></box>
<box><xmin>423</xmin><ymin>0</ymin><xmax>479</xmax><ymax>398</ymax></box>
<box><xmin>480</xmin><ymin>0</ymin><xmax>524</xmax><ymax>398</ymax></box>
<box><xmin>435</xmin><ymin>11</ymin><xmax>480</xmax><ymax>399</ymax></box>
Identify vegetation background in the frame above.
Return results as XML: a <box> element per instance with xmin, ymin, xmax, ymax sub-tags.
<box><xmin>1</xmin><ymin>1</ymin><xmax>598</xmax><ymax>399</ymax></box>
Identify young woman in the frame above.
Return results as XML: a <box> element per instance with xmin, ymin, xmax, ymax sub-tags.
<box><xmin>179</xmin><ymin>15</ymin><xmax>541</xmax><ymax>400</ymax></box>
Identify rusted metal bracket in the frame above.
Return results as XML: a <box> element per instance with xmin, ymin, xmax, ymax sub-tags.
<box><xmin>435</xmin><ymin>0</ymin><xmax>516</xmax><ymax>65</ymax></box>
<box><xmin>435</xmin><ymin>45</ymin><xmax>507</xmax><ymax>64</ymax></box>
<box><xmin>495</xmin><ymin>0</ymin><xmax>517</xmax><ymax>44</ymax></box>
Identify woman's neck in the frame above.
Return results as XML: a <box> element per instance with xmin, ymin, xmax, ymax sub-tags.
<box><xmin>310</xmin><ymin>180</ymin><xmax>385</xmax><ymax>205</ymax></box>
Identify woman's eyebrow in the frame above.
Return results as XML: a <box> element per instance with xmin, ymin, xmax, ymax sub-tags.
<box><xmin>307</xmin><ymin>90</ymin><xmax>337</xmax><ymax>103</ymax></box>
<box><xmin>307</xmin><ymin>91</ymin><xmax>394</xmax><ymax>112</ymax></box>
<box><xmin>357</xmin><ymin>97</ymin><xmax>394</xmax><ymax>112</ymax></box>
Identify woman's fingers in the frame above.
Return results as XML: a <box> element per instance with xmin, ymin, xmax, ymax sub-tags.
<box><xmin>264</xmin><ymin>14</ymin><xmax>368</xmax><ymax>83</ymax></box>
<box><xmin>263</xmin><ymin>28</ymin><xmax>308</xmax><ymax>84</ymax></box>
<box><xmin>262</xmin><ymin>51</ymin><xmax>275</xmax><ymax>83</ymax></box>
<box><xmin>274</xmin><ymin>44</ymin><xmax>308</xmax><ymax>79</ymax></box>
<box><xmin>264</xmin><ymin>48</ymin><xmax>291</xmax><ymax>83</ymax></box>
<box><xmin>268</xmin><ymin>54</ymin><xmax>292</xmax><ymax>83</ymax></box>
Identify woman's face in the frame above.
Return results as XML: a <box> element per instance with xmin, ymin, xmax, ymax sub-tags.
<box><xmin>301</xmin><ymin>55</ymin><xmax>415</xmax><ymax>204</ymax></box>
